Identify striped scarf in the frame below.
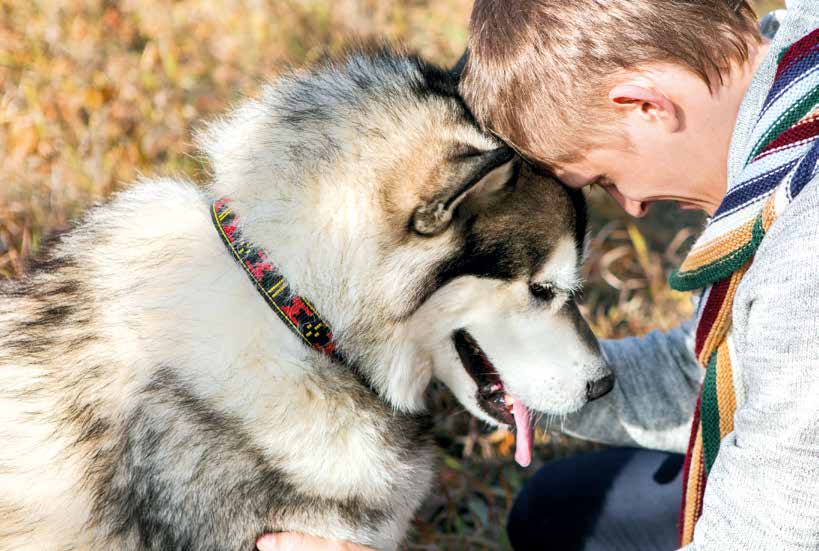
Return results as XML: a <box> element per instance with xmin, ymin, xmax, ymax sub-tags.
<box><xmin>669</xmin><ymin>28</ymin><xmax>819</xmax><ymax>546</ymax></box>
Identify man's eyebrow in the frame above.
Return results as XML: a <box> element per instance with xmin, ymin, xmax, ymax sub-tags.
<box><xmin>593</xmin><ymin>174</ymin><xmax>615</xmax><ymax>187</ymax></box>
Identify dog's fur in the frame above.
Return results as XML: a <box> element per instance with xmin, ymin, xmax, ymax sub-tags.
<box><xmin>0</xmin><ymin>48</ymin><xmax>610</xmax><ymax>550</ymax></box>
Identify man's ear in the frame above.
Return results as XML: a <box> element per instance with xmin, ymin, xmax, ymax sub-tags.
<box><xmin>608</xmin><ymin>84</ymin><xmax>680</xmax><ymax>132</ymax></box>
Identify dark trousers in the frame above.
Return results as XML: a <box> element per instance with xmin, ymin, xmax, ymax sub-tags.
<box><xmin>507</xmin><ymin>448</ymin><xmax>684</xmax><ymax>551</ymax></box>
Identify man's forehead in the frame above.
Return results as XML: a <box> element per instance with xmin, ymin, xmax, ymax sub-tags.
<box><xmin>547</xmin><ymin>160</ymin><xmax>599</xmax><ymax>190</ymax></box>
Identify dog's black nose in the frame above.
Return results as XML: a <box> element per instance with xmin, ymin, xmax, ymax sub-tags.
<box><xmin>586</xmin><ymin>373</ymin><xmax>615</xmax><ymax>401</ymax></box>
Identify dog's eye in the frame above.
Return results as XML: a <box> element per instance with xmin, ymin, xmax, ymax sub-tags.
<box><xmin>529</xmin><ymin>282</ymin><xmax>556</xmax><ymax>302</ymax></box>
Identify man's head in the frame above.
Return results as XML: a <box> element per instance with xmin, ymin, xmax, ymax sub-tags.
<box><xmin>460</xmin><ymin>0</ymin><xmax>766</xmax><ymax>216</ymax></box>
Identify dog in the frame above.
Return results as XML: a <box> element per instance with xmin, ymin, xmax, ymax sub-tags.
<box><xmin>0</xmin><ymin>46</ymin><xmax>613</xmax><ymax>550</ymax></box>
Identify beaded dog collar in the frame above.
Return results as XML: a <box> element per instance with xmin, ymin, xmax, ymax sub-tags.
<box><xmin>211</xmin><ymin>198</ymin><xmax>338</xmax><ymax>358</ymax></box>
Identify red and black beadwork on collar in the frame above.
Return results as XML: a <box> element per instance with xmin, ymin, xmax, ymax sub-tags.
<box><xmin>211</xmin><ymin>198</ymin><xmax>337</xmax><ymax>358</ymax></box>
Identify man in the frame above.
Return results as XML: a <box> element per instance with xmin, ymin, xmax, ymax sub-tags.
<box><xmin>459</xmin><ymin>0</ymin><xmax>819</xmax><ymax>549</ymax></box>
<box><xmin>261</xmin><ymin>1</ymin><xmax>819</xmax><ymax>549</ymax></box>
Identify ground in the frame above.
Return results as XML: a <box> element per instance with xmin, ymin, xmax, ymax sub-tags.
<box><xmin>0</xmin><ymin>1</ymin><xmax>784</xmax><ymax>549</ymax></box>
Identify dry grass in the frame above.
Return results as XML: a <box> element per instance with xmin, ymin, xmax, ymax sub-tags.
<box><xmin>0</xmin><ymin>1</ymin><xmax>783</xmax><ymax>548</ymax></box>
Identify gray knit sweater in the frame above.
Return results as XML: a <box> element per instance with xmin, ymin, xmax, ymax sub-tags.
<box><xmin>562</xmin><ymin>2</ymin><xmax>819</xmax><ymax>549</ymax></box>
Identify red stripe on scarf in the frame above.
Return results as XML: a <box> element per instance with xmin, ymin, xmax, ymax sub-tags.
<box><xmin>692</xmin><ymin>450</ymin><xmax>708</xmax><ymax>526</ymax></box>
<box><xmin>757</xmin><ymin>115</ymin><xmax>819</xmax><ymax>159</ymax></box>
<box><xmin>694</xmin><ymin>277</ymin><xmax>731</xmax><ymax>358</ymax></box>
<box><xmin>776</xmin><ymin>28</ymin><xmax>819</xmax><ymax>80</ymax></box>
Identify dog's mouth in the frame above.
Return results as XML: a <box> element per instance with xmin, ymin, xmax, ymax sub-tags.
<box><xmin>452</xmin><ymin>329</ymin><xmax>533</xmax><ymax>467</ymax></box>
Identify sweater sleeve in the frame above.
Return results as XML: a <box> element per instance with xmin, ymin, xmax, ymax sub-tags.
<box><xmin>560</xmin><ymin>320</ymin><xmax>703</xmax><ymax>453</ymax></box>
<box><xmin>684</xmin><ymin>177</ymin><xmax>819</xmax><ymax>550</ymax></box>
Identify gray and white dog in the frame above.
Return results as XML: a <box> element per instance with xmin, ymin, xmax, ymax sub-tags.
<box><xmin>0</xmin><ymin>47</ymin><xmax>613</xmax><ymax>550</ymax></box>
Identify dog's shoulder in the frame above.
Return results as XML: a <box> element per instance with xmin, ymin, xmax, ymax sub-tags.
<box><xmin>87</xmin><ymin>177</ymin><xmax>210</xmax><ymax>238</ymax></box>
<box><xmin>60</xmin><ymin>178</ymin><xmax>216</xmax><ymax>277</ymax></box>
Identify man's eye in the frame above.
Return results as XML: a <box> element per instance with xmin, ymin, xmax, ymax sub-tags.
<box><xmin>529</xmin><ymin>282</ymin><xmax>556</xmax><ymax>302</ymax></box>
<box><xmin>595</xmin><ymin>175</ymin><xmax>615</xmax><ymax>189</ymax></box>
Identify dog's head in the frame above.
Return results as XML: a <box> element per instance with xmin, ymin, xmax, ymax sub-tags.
<box><xmin>200</xmin><ymin>46</ymin><xmax>612</xmax><ymax>466</ymax></box>
<box><xmin>405</xmin><ymin>160</ymin><xmax>612</xmax><ymax>465</ymax></box>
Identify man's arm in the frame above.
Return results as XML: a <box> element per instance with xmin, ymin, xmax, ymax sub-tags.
<box><xmin>561</xmin><ymin>320</ymin><xmax>703</xmax><ymax>453</ymax></box>
<box><xmin>683</xmin><ymin>179</ymin><xmax>819</xmax><ymax>550</ymax></box>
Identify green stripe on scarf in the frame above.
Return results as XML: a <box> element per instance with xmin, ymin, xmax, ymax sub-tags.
<box><xmin>700</xmin><ymin>353</ymin><xmax>722</xmax><ymax>474</ymax></box>
<box><xmin>670</xmin><ymin>216</ymin><xmax>765</xmax><ymax>291</ymax></box>
<box><xmin>748</xmin><ymin>85</ymin><xmax>819</xmax><ymax>162</ymax></box>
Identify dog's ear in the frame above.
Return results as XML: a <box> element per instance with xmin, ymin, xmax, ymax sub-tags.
<box><xmin>412</xmin><ymin>146</ymin><xmax>515</xmax><ymax>236</ymax></box>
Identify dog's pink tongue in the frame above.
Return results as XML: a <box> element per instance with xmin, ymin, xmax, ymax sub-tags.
<box><xmin>512</xmin><ymin>399</ymin><xmax>533</xmax><ymax>467</ymax></box>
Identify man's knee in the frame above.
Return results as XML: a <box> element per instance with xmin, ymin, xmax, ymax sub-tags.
<box><xmin>507</xmin><ymin>448</ymin><xmax>639</xmax><ymax>550</ymax></box>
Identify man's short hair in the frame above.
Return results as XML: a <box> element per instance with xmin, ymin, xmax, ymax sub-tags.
<box><xmin>460</xmin><ymin>0</ymin><xmax>761</xmax><ymax>165</ymax></box>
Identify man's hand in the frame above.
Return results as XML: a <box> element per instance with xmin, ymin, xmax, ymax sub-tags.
<box><xmin>256</xmin><ymin>533</ymin><xmax>375</xmax><ymax>551</ymax></box>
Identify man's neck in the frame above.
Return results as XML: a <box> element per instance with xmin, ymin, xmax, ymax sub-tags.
<box><xmin>700</xmin><ymin>38</ymin><xmax>771</xmax><ymax>213</ymax></box>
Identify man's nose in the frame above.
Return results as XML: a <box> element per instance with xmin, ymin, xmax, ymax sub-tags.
<box><xmin>622</xmin><ymin>198</ymin><xmax>649</xmax><ymax>217</ymax></box>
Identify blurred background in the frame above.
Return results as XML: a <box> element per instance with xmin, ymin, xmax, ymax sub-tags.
<box><xmin>0</xmin><ymin>1</ymin><xmax>785</xmax><ymax>548</ymax></box>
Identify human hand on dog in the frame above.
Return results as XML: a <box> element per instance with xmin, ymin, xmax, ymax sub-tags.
<box><xmin>256</xmin><ymin>533</ymin><xmax>374</xmax><ymax>551</ymax></box>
